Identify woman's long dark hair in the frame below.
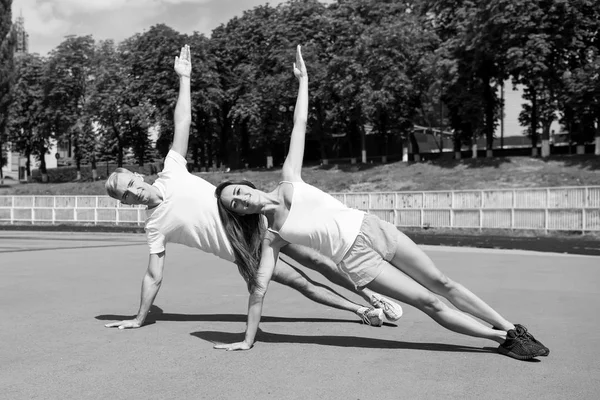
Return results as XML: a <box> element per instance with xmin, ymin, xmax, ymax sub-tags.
<box><xmin>215</xmin><ymin>180</ymin><xmax>264</xmax><ymax>292</ymax></box>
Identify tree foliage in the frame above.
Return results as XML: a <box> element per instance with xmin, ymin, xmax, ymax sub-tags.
<box><xmin>5</xmin><ymin>0</ymin><xmax>600</xmax><ymax>181</ymax></box>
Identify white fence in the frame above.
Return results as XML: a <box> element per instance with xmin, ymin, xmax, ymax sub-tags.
<box><xmin>1</xmin><ymin>186</ymin><xmax>599</xmax><ymax>232</ymax></box>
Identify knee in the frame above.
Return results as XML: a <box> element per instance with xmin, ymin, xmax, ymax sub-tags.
<box><xmin>275</xmin><ymin>271</ymin><xmax>312</xmax><ymax>293</ymax></box>
<box><xmin>416</xmin><ymin>295</ymin><xmax>446</xmax><ymax>315</ymax></box>
<box><xmin>430</xmin><ymin>274</ymin><xmax>457</xmax><ymax>295</ymax></box>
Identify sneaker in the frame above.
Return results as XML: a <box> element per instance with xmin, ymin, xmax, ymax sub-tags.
<box><xmin>497</xmin><ymin>328</ymin><xmax>542</xmax><ymax>360</ymax></box>
<box><xmin>370</xmin><ymin>294</ymin><xmax>403</xmax><ymax>321</ymax></box>
<box><xmin>515</xmin><ymin>324</ymin><xmax>549</xmax><ymax>356</ymax></box>
<box><xmin>356</xmin><ymin>307</ymin><xmax>384</xmax><ymax>327</ymax></box>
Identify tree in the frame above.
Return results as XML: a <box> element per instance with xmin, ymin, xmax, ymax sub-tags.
<box><xmin>0</xmin><ymin>0</ymin><xmax>15</xmax><ymax>183</ymax></box>
<box><xmin>187</xmin><ymin>32</ymin><xmax>222</xmax><ymax>171</ymax></box>
<box><xmin>45</xmin><ymin>35</ymin><xmax>96</xmax><ymax>179</ymax></box>
<box><xmin>124</xmin><ymin>25</ymin><xmax>185</xmax><ymax>158</ymax></box>
<box><xmin>6</xmin><ymin>53</ymin><xmax>53</xmax><ymax>181</ymax></box>
<box><xmin>424</xmin><ymin>0</ymin><xmax>505</xmax><ymax>158</ymax></box>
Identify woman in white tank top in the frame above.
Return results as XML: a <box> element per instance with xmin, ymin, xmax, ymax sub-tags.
<box><xmin>213</xmin><ymin>46</ymin><xmax>548</xmax><ymax>361</ymax></box>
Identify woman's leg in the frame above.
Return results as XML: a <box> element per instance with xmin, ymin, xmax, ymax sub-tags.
<box><xmin>365</xmin><ymin>262</ymin><xmax>506</xmax><ymax>344</ymax></box>
<box><xmin>387</xmin><ymin>230</ymin><xmax>514</xmax><ymax>331</ymax></box>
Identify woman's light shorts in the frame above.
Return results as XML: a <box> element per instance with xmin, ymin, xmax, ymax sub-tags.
<box><xmin>338</xmin><ymin>213</ymin><xmax>399</xmax><ymax>288</ymax></box>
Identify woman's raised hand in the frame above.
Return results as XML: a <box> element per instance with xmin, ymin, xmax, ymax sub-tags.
<box><xmin>293</xmin><ymin>45</ymin><xmax>307</xmax><ymax>81</ymax></box>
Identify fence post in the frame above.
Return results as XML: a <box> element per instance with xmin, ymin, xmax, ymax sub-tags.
<box><xmin>420</xmin><ymin>191</ymin><xmax>425</xmax><ymax>228</ymax></box>
<box><xmin>480</xmin><ymin>190</ymin><xmax>484</xmax><ymax>230</ymax></box>
<box><xmin>450</xmin><ymin>191</ymin><xmax>454</xmax><ymax>228</ymax></box>
<box><xmin>545</xmin><ymin>188</ymin><xmax>550</xmax><ymax>233</ymax></box>
<box><xmin>31</xmin><ymin>196</ymin><xmax>35</xmax><ymax>225</ymax></box>
<box><xmin>511</xmin><ymin>190</ymin><xmax>516</xmax><ymax>230</ymax></box>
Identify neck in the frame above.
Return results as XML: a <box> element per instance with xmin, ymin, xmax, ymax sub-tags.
<box><xmin>260</xmin><ymin>188</ymin><xmax>283</xmax><ymax>215</ymax></box>
<box><xmin>147</xmin><ymin>185</ymin><xmax>164</xmax><ymax>209</ymax></box>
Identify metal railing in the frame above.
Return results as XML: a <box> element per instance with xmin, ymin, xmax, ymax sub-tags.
<box><xmin>1</xmin><ymin>186</ymin><xmax>599</xmax><ymax>232</ymax></box>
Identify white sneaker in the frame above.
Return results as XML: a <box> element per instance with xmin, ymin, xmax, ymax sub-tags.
<box><xmin>370</xmin><ymin>294</ymin><xmax>403</xmax><ymax>321</ymax></box>
<box><xmin>356</xmin><ymin>307</ymin><xmax>384</xmax><ymax>327</ymax></box>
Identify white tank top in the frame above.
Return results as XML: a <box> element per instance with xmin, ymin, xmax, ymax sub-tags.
<box><xmin>273</xmin><ymin>181</ymin><xmax>364</xmax><ymax>264</ymax></box>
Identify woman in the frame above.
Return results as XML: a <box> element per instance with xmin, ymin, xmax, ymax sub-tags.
<box><xmin>214</xmin><ymin>46</ymin><xmax>548</xmax><ymax>361</ymax></box>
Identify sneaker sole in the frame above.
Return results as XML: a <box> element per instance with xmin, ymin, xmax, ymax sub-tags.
<box><xmin>497</xmin><ymin>346</ymin><xmax>538</xmax><ymax>361</ymax></box>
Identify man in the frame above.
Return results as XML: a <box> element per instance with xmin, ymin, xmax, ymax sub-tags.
<box><xmin>104</xmin><ymin>45</ymin><xmax>403</xmax><ymax>330</ymax></box>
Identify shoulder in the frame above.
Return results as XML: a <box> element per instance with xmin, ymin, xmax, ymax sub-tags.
<box><xmin>163</xmin><ymin>150</ymin><xmax>188</xmax><ymax>173</ymax></box>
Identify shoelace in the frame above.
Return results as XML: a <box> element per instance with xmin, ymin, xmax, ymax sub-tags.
<box><xmin>358</xmin><ymin>309</ymin><xmax>373</xmax><ymax>326</ymax></box>
<box><xmin>372</xmin><ymin>298</ymin><xmax>388</xmax><ymax>312</ymax></box>
<box><xmin>517</xmin><ymin>325</ymin><xmax>544</xmax><ymax>347</ymax></box>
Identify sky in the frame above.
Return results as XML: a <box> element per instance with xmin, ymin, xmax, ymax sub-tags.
<box><xmin>10</xmin><ymin>0</ymin><xmax>324</xmax><ymax>56</ymax></box>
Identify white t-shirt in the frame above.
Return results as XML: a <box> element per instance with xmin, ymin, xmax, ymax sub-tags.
<box><xmin>144</xmin><ymin>150</ymin><xmax>235</xmax><ymax>262</ymax></box>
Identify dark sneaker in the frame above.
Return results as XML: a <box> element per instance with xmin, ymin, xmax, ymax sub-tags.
<box><xmin>515</xmin><ymin>324</ymin><xmax>549</xmax><ymax>356</ymax></box>
<box><xmin>497</xmin><ymin>328</ymin><xmax>541</xmax><ymax>360</ymax></box>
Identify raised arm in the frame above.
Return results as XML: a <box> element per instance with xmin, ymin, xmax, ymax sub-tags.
<box><xmin>105</xmin><ymin>252</ymin><xmax>165</xmax><ymax>329</ymax></box>
<box><xmin>214</xmin><ymin>234</ymin><xmax>283</xmax><ymax>351</ymax></box>
<box><xmin>171</xmin><ymin>44</ymin><xmax>192</xmax><ymax>158</ymax></box>
<box><xmin>281</xmin><ymin>45</ymin><xmax>308</xmax><ymax>182</ymax></box>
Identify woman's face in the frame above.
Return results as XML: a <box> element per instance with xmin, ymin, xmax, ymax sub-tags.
<box><xmin>220</xmin><ymin>184</ymin><xmax>262</xmax><ymax>215</ymax></box>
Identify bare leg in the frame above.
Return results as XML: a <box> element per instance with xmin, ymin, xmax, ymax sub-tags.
<box><xmin>281</xmin><ymin>244</ymin><xmax>372</xmax><ymax>304</ymax></box>
<box><xmin>389</xmin><ymin>230</ymin><xmax>514</xmax><ymax>331</ymax></box>
<box><xmin>365</xmin><ymin>263</ymin><xmax>506</xmax><ymax>344</ymax></box>
<box><xmin>272</xmin><ymin>256</ymin><xmax>363</xmax><ymax>313</ymax></box>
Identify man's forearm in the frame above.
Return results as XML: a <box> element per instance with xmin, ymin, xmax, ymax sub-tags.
<box><xmin>135</xmin><ymin>273</ymin><xmax>162</xmax><ymax>325</ymax></box>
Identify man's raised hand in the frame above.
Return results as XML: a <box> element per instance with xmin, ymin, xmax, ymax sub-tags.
<box><xmin>174</xmin><ymin>44</ymin><xmax>191</xmax><ymax>78</ymax></box>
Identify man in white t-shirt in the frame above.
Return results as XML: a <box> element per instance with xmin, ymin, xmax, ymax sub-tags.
<box><xmin>103</xmin><ymin>45</ymin><xmax>403</xmax><ymax>331</ymax></box>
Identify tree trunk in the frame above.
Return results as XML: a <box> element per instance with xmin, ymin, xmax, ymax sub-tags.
<box><xmin>484</xmin><ymin>81</ymin><xmax>495</xmax><ymax>158</ymax></box>
<box><xmin>408</xmin><ymin>131</ymin><xmax>420</xmax><ymax>162</ymax></box>
<box><xmin>530</xmin><ymin>89</ymin><xmax>538</xmax><ymax>157</ymax></box>
<box><xmin>360</xmin><ymin>124</ymin><xmax>367</xmax><ymax>163</ymax></box>
<box><xmin>596</xmin><ymin>112</ymin><xmax>600</xmax><ymax>156</ymax></box>
<box><xmin>541</xmin><ymin>122</ymin><xmax>551</xmax><ymax>158</ymax></box>
<box><xmin>91</xmin><ymin>155</ymin><xmax>98</xmax><ymax>180</ymax></box>
<box><xmin>25</xmin><ymin>150</ymin><xmax>31</xmax><ymax>180</ymax></box>
<box><xmin>453</xmin><ymin>133</ymin><xmax>462</xmax><ymax>160</ymax></box>
<box><xmin>40</xmin><ymin>148</ymin><xmax>49</xmax><ymax>183</ymax></box>
<box><xmin>314</xmin><ymin>101</ymin><xmax>328</xmax><ymax>162</ymax></box>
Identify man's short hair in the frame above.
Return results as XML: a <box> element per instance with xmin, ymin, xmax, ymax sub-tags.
<box><xmin>105</xmin><ymin>168</ymin><xmax>133</xmax><ymax>199</ymax></box>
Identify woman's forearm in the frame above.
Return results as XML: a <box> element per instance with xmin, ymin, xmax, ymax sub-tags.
<box><xmin>244</xmin><ymin>292</ymin><xmax>266</xmax><ymax>346</ymax></box>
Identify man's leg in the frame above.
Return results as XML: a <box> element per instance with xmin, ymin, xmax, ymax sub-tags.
<box><xmin>280</xmin><ymin>244</ymin><xmax>370</xmax><ymax>302</ymax></box>
<box><xmin>280</xmin><ymin>244</ymin><xmax>403</xmax><ymax>322</ymax></box>
<box><xmin>271</xmin><ymin>258</ymin><xmax>384</xmax><ymax>326</ymax></box>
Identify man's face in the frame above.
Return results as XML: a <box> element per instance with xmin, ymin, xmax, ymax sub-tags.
<box><xmin>114</xmin><ymin>172</ymin><xmax>154</xmax><ymax>206</ymax></box>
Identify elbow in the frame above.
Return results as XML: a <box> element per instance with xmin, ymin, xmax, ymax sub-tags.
<box><xmin>251</xmin><ymin>286</ymin><xmax>267</xmax><ymax>299</ymax></box>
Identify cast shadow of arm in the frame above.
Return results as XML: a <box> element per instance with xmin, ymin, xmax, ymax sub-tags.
<box><xmin>191</xmin><ymin>329</ymin><xmax>498</xmax><ymax>354</ymax></box>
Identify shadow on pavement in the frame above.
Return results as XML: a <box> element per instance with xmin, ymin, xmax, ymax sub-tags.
<box><xmin>96</xmin><ymin>312</ymin><xmax>366</xmax><ymax>325</ymax></box>
<box><xmin>192</xmin><ymin>329</ymin><xmax>495</xmax><ymax>353</ymax></box>
<box><xmin>95</xmin><ymin>305</ymin><xmax>399</xmax><ymax>326</ymax></box>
